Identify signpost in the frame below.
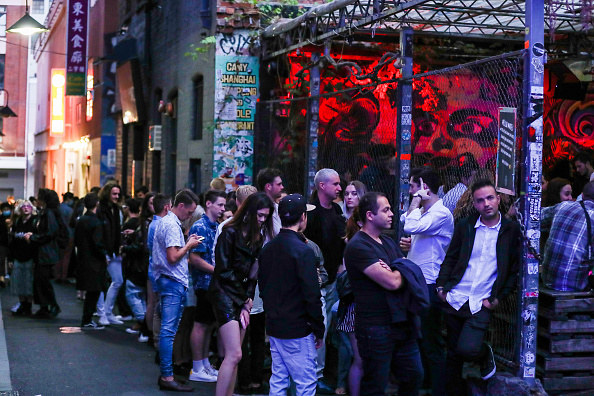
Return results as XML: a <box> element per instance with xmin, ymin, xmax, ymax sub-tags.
<box><xmin>496</xmin><ymin>107</ymin><xmax>517</xmax><ymax>195</ymax></box>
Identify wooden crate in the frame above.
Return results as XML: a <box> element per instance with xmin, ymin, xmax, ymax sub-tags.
<box><xmin>537</xmin><ymin>288</ymin><xmax>594</xmax><ymax>395</ymax></box>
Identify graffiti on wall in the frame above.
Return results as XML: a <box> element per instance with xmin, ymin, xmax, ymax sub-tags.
<box><xmin>213</xmin><ymin>30</ymin><xmax>258</xmax><ymax>190</ymax></box>
<box><xmin>544</xmin><ymin>92</ymin><xmax>594</xmax><ymax>172</ymax></box>
<box><xmin>266</xmin><ymin>53</ymin><xmax>522</xmax><ymax>199</ymax></box>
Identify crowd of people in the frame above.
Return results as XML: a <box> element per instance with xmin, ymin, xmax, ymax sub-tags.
<box><xmin>0</xmin><ymin>151</ymin><xmax>593</xmax><ymax>396</ymax></box>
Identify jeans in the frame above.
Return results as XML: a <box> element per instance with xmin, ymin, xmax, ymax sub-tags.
<box><xmin>336</xmin><ymin>330</ymin><xmax>353</xmax><ymax>389</ymax></box>
<box><xmin>356</xmin><ymin>324</ymin><xmax>423</xmax><ymax>396</ymax></box>
<box><xmin>125</xmin><ymin>279</ymin><xmax>147</xmax><ymax>322</ymax></box>
<box><xmin>158</xmin><ymin>276</ymin><xmax>187</xmax><ymax>378</ymax></box>
<box><xmin>443</xmin><ymin>301</ymin><xmax>492</xmax><ymax>396</ymax></box>
<box><xmin>104</xmin><ymin>255</ymin><xmax>123</xmax><ymax>317</ymax></box>
<box><xmin>270</xmin><ymin>334</ymin><xmax>318</xmax><ymax>396</ymax></box>
<box><xmin>317</xmin><ymin>281</ymin><xmax>338</xmax><ymax>379</ymax></box>
<box><xmin>420</xmin><ymin>284</ymin><xmax>446</xmax><ymax>396</ymax></box>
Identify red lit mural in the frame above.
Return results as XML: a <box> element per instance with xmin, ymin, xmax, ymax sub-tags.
<box><xmin>544</xmin><ymin>93</ymin><xmax>594</xmax><ymax>171</ymax></box>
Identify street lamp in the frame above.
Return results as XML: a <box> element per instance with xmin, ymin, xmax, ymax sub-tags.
<box><xmin>6</xmin><ymin>0</ymin><xmax>49</xmax><ymax>35</ymax></box>
<box><xmin>0</xmin><ymin>89</ymin><xmax>17</xmax><ymax>138</ymax></box>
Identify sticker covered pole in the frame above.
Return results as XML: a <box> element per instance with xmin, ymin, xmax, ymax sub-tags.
<box><xmin>518</xmin><ymin>0</ymin><xmax>545</xmax><ymax>384</ymax></box>
<box><xmin>393</xmin><ymin>27</ymin><xmax>413</xmax><ymax>232</ymax></box>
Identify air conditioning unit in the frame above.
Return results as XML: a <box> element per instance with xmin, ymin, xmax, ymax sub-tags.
<box><xmin>149</xmin><ymin>125</ymin><xmax>162</xmax><ymax>151</ymax></box>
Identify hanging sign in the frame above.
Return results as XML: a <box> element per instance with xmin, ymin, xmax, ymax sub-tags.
<box><xmin>65</xmin><ymin>0</ymin><xmax>89</xmax><ymax>96</ymax></box>
<box><xmin>50</xmin><ymin>69</ymin><xmax>66</xmax><ymax>136</ymax></box>
<box><xmin>496</xmin><ymin>107</ymin><xmax>517</xmax><ymax>195</ymax></box>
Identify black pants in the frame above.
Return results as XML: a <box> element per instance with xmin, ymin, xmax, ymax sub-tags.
<box><xmin>420</xmin><ymin>285</ymin><xmax>446</xmax><ymax>396</ymax></box>
<box><xmin>356</xmin><ymin>323</ymin><xmax>423</xmax><ymax>396</ymax></box>
<box><xmin>237</xmin><ymin>312</ymin><xmax>266</xmax><ymax>387</ymax></box>
<box><xmin>33</xmin><ymin>264</ymin><xmax>57</xmax><ymax>307</ymax></box>
<box><xmin>82</xmin><ymin>291</ymin><xmax>102</xmax><ymax>325</ymax></box>
<box><xmin>443</xmin><ymin>301</ymin><xmax>492</xmax><ymax>396</ymax></box>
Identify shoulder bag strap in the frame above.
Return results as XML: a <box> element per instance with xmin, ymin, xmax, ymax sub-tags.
<box><xmin>579</xmin><ymin>201</ymin><xmax>593</xmax><ymax>260</ymax></box>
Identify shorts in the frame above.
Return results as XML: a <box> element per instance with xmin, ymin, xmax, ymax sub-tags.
<box><xmin>194</xmin><ymin>288</ymin><xmax>216</xmax><ymax>324</ymax></box>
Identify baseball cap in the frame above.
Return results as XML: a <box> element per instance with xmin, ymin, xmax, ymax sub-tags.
<box><xmin>278</xmin><ymin>194</ymin><xmax>316</xmax><ymax>220</ymax></box>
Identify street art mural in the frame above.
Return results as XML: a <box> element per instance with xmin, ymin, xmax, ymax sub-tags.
<box><xmin>260</xmin><ymin>52</ymin><xmax>593</xmax><ymax>198</ymax></box>
<box><xmin>544</xmin><ymin>92</ymin><xmax>594</xmax><ymax>173</ymax></box>
<box><xmin>261</xmin><ymin>52</ymin><xmax>522</xmax><ymax>197</ymax></box>
<box><xmin>213</xmin><ymin>30</ymin><xmax>259</xmax><ymax>191</ymax></box>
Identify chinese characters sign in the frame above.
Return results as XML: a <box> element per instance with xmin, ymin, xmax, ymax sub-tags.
<box><xmin>213</xmin><ymin>31</ymin><xmax>259</xmax><ymax>190</ymax></box>
<box><xmin>66</xmin><ymin>0</ymin><xmax>88</xmax><ymax>96</ymax></box>
<box><xmin>50</xmin><ymin>69</ymin><xmax>66</xmax><ymax>136</ymax></box>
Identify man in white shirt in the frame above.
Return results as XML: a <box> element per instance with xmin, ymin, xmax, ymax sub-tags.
<box><xmin>436</xmin><ymin>179</ymin><xmax>522</xmax><ymax>395</ymax></box>
<box><xmin>401</xmin><ymin>167</ymin><xmax>453</xmax><ymax>396</ymax></box>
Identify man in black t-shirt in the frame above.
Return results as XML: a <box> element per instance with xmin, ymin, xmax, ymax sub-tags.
<box><xmin>304</xmin><ymin>168</ymin><xmax>345</xmax><ymax>390</ymax></box>
<box><xmin>345</xmin><ymin>192</ymin><xmax>423</xmax><ymax>396</ymax></box>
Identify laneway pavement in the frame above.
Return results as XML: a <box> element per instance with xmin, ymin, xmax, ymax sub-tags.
<box><xmin>0</xmin><ymin>281</ymin><xmax>217</xmax><ymax>396</ymax></box>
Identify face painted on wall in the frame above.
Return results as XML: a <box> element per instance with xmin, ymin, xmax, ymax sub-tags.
<box><xmin>412</xmin><ymin>73</ymin><xmax>499</xmax><ymax>170</ymax></box>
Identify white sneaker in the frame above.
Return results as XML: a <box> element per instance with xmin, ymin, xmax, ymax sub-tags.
<box><xmin>138</xmin><ymin>334</ymin><xmax>149</xmax><ymax>343</ymax></box>
<box><xmin>10</xmin><ymin>302</ymin><xmax>20</xmax><ymax>313</ymax></box>
<box><xmin>81</xmin><ymin>321</ymin><xmax>105</xmax><ymax>330</ymax></box>
<box><xmin>205</xmin><ymin>366</ymin><xmax>219</xmax><ymax>377</ymax></box>
<box><xmin>98</xmin><ymin>315</ymin><xmax>110</xmax><ymax>326</ymax></box>
<box><xmin>106</xmin><ymin>315</ymin><xmax>124</xmax><ymax>325</ymax></box>
<box><xmin>125</xmin><ymin>327</ymin><xmax>139</xmax><ymax>334</ymax></box>
<box><xmin>115</xmin><ymin>315</ymin><xmax>133</xmax><ymax>321</ymax></box>
<box><xmin>188</xmin><ymin>368</ymin><xmax>217</xmax><ymax>382</ymax></box>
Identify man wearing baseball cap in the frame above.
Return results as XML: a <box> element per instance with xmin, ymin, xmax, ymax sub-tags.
<box><xmin>259</xmin><ymin>194</ymin><xmax>324</xmax><ymax>396</ymax></box>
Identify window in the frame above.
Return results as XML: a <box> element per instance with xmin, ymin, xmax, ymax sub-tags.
<box><xmin>31</xmin><ymin>1</ymin><xmax>45</xmax><ymax>14</ymax></box>
<box><xmin>192</xmin><ymin>75</ymin><xmax>204</xmax><ymax>140</ymax></box>
<box><xmin>0</xmin><ymin>7</ymin><xmax>6</xmax><ymax>37</ymax></box>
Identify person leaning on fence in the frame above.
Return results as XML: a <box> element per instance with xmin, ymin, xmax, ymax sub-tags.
<box><xmin>542</xmin><ymin>181</ymin><xmax>594</xmax><ymax>292</ymax></box>
<box><xmin>436</xmin><ymin>179</ymin><xmax>521</xmax><ymax>396</ymax></box>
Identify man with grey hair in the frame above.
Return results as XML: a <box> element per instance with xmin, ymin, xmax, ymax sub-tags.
<box><xmin>304</xmin><ymin>168</ymin><xmax>345</xmax><ymax>393</ymax></box>
<box><xmin>543</xmin><ymin>181</ymin><xmax>594</xmax><ymax>291</ymax></box>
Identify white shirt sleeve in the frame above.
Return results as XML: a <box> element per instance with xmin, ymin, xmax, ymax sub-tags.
<box><xmin>403</xmin><ymin>208</ymin><xmax>449</xmax><ymax>235</ymax></box>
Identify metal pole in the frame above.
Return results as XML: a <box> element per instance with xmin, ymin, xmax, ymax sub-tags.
<box><xmin>305</xmin><ymin>52</ymin><xmax>321</xmax><ymax>198</ymax></box>
<box><xmin>518</xmin><ymin>0</ymin><xmax>544</xmax><ymax>384</ymax></box>
<box><xmin>394</xmin><ymin>27</ymin><xmax>413</xmax><ymax>232</ymax></box>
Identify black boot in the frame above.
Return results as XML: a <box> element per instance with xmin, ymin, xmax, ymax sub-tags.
<box><xmin>12</xmin><ymin>301</ymin><xmax>32</xmax><ymax>316</ymax></box>
<box><xmin>33</xmin><ymin>306</ymin><xmax>52</xmax><ymax>319</ymax></box>
<box><xmin>49</xmin><ymin>304</ymin><xmax>61</xmax><ymax>317</ymax></box>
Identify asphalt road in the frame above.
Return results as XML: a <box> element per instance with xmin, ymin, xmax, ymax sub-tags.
<box><xmin>1</xmin><ymin>281</ymin><xmax>217</xmax><ymax>396</ymax></box>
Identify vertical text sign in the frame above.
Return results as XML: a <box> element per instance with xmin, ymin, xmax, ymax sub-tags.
<box><xmin>50</xmin><ymin>69</ymin><xmax>66</xmax><ymax>136</ymax></box>
<box><xmin>66</xmin><ymin>0</ymin><xmax>88</xmax><ymax>96</ymax></box>
<box><xmin>496</xmin><ymin>107</ymin><xmax>517</xmax><ymax>195</ymax></box>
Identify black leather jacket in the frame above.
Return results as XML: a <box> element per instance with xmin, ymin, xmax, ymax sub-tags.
<box><xmin>209</xmin><ymin>226</ymin><xmax>262</xmax><ymax>307</ymax></box>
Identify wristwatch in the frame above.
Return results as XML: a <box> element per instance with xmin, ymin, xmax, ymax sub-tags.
<box><xmin>413</xmin><ymin>193</ymin><xmax>421</xmax><ymax>198</ymax></box>
<box><xmin>436</xmin><ymin>286</ymin><xmax>444</xmax><ymax>293</ymax></box>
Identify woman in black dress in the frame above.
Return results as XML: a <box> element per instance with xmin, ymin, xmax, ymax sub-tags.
<box><xmin>209</xmin><ymin>192</ymin><xmax>274</xmax><ymax>396</ymax></box>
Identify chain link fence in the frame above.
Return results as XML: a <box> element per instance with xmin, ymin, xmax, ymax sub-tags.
<box><xmin>256</xmin><ymin>51</ymin><xmax>525</xmax><ymax>368</ymax></box>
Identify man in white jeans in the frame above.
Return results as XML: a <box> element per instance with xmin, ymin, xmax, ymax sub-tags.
<box><xmin>259</xmin><ymin>194</ymin><xmax>324</xmax><ymax>396</ymax></box>
<box><xmin>95</xmin><ymin>182</ymin><xmax>125</xmax><ymax>326</ymax></box>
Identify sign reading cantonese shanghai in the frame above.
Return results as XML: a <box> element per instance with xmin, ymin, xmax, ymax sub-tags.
<box><xmin>65</xmin><ymin>0</ymin><xmax>88</xmax><ymax>96</ymax></box>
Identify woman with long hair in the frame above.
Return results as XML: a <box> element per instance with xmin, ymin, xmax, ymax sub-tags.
<box><xmin>9</xmin><ymin>200</ymin><xmax>37</xmax><ymax>316</ymax></box>
<box><xmin>26</xmin><ymin>188</ymin><xmax>61</xmax><ymax>318</ymax></box>
<box><xmin>209</xmin><ymin>192</ymin><xmax>274</xmax><ymax>396</ymax></box>
<box><xmin>335</xmin><ymin>207</ymin><xmax>364</xmax><ymax>396</ymax></box>
<box><xmin>542</xmin><ymin>177</ymin><xmax>572</xmax><ymax>207</ymax></box>
<box><xmin>341</xmin><ymin>181</ymin><xmax>367</xmax><ymax>219</ymax></box>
